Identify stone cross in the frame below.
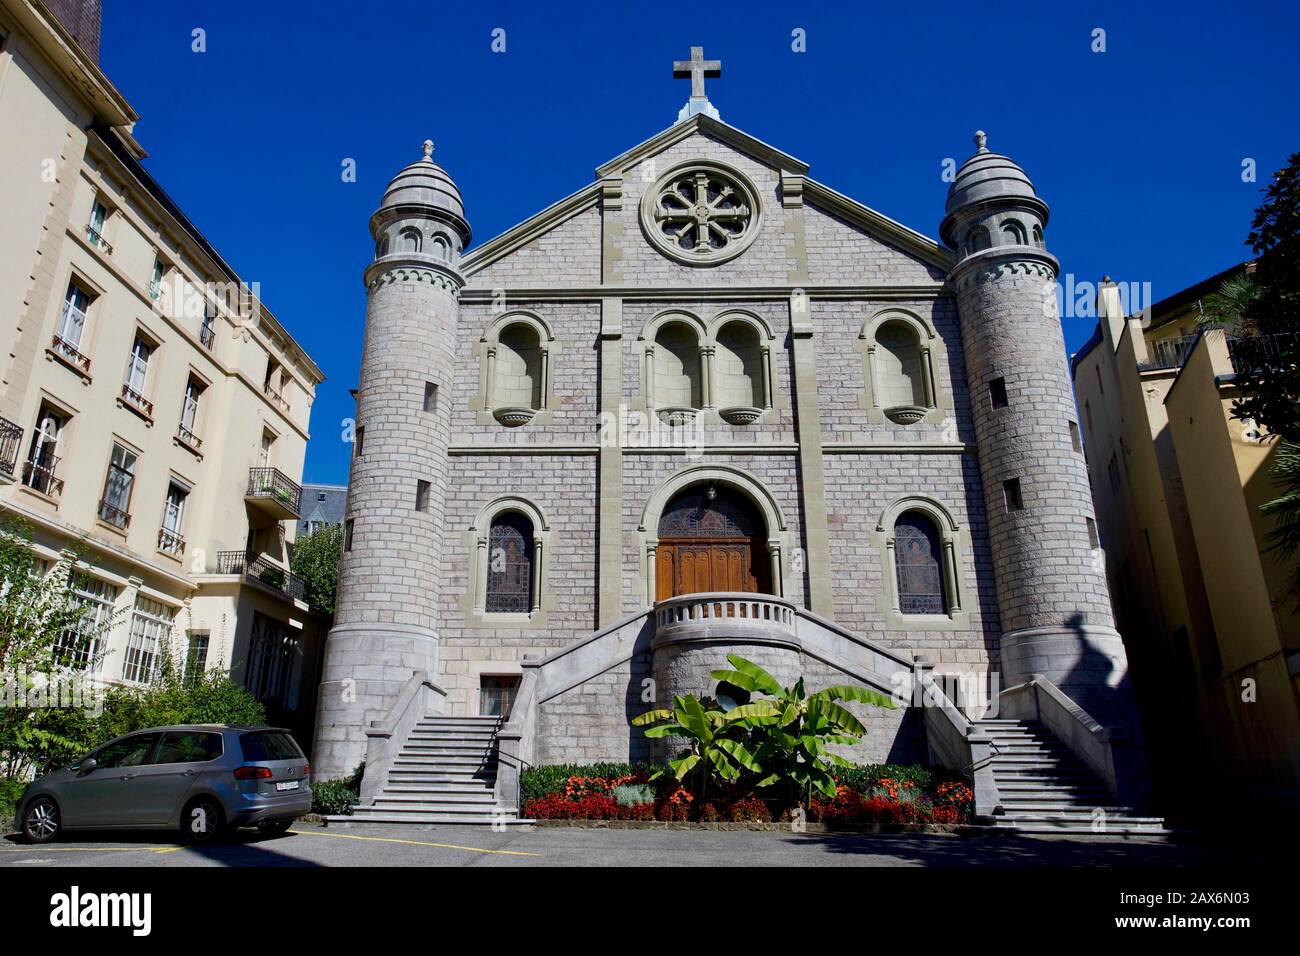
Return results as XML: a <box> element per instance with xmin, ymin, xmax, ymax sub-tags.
<box><xmin>673</xmin><ymin>46</ymin><xmax>721</xmax><ymax>99</ymax></box>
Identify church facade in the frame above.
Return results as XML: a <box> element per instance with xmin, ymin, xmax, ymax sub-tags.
<box><xmin>312</xmin><ymin>54</ymin><xmax>1143</xmax><ymax>821</ymax></box>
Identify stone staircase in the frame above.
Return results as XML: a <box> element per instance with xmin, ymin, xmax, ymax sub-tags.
<box><xmin>331</xmin><ymin>716</ymin><xmax>522</xmax><ymax>826</ymax></box>
<box><xmin>977</xmin><ymin>718</ymin><xmax>1170</xmax><ymax>837</ymax></box>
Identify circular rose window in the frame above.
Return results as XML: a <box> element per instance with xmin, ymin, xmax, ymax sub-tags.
<box><xmin>641</xmin><ymin>161</ymin><xmax>761</xmax><ymax>265</ymax></box>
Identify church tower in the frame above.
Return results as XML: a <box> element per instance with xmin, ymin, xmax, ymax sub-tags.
<box><xmin>940</xmin><ymin>133</ymin><xmax>1135</xmax><ymax>730</ymax></box>
<box><xmin>313</xmin><ymin>142</ymin><xmax>471</xmax><ymax>779</ymax></box>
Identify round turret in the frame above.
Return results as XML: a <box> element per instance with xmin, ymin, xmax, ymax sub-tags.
<box><xmin>368</xmin><ymin>140</ymin><xmax>471</xmax><ymax>269</ymax></box>
<box><xmin>940</xmin><ymin>131</ymin><xmax>1050</xmax><ymax>260</ymax></box>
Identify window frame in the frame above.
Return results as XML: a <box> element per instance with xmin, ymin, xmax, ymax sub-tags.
<box><xmin>461</xmin><ymin>496</ymin><xmax>554</xmax><ymax>627</ymax></box>
<box><xmin>874</xmin><ymin>495</ymin><xmax>970</xmax><ymax>631</ymax></box>
<box><xmin>858</xmin><ymin>308</ymin><xmax>951</xmax><ymax>425</ymax></box>
<box><xmin>473</xmin><ymin>310</ymin><xmax>561</xmax><ymax>427</ymax></box>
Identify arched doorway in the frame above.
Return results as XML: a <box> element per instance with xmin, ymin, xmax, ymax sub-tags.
<box><xmin>655</xmin><ymin>484</ymin><xmax>771</xmax><ymax>599</ymax></box>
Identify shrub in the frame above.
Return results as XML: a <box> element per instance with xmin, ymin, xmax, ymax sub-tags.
<box><xmin>310</xmin><ymin>763</ymin><xmax>364</xmax><ymax>816</ymax></box>
<box><xmin>0</xmin><ymin>777</ymin><xmax>27</xmax><ymax>829</ymax></box>
<box><xmin>727</xmin><ymin>798</ymin><xmax>772</xmax><ymax>823</ymax></box>
<box><xmin>520</xmin><ymin>762</ymin><xmax>655</xmax><ymax>803</ymax></box>
<box><xmin>613</xmin><ymin>783</ymin><xmax>656</xmax><ymax>807</ymax></box>
<box><xmin>834</xmin><ymin>763</ymin><xmax>933</xmax><ymax>794</ymax></box>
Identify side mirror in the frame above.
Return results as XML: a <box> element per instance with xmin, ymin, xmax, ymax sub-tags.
<box><xmin>78</xmin><ymin>758</ymin><xmax>98</xmax><ymax>775</ymax></box>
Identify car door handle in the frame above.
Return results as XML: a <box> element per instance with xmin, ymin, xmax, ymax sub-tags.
<box><xmin>182</xmin><ymin>770</ymin><xmax>198</xmax><ymax>777</ymax></box>
<box><xmin>120</xmin><ymin>773</ymin><xmax>137</xmax><ymax>781</ymax></box>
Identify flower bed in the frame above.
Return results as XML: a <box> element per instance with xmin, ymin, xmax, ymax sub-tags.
<box><xmin>519</xmin><ymin>763</ymin><xmax>973</xmax><ymax>829</ymax></box>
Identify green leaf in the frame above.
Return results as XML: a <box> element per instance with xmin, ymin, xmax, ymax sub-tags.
<box><xmin>642</xmin><ymin>724</ymin><xmax>685</xmax><ymax>739</ymax></box>
<box><xmin>812</xmin><ymin>684</ymin><xmax>898</xmax><ymax>710</ymax></box>
<box><xmin>669</xmin><ymin>754</ymin><xmax>700</xmax><ymax>780</ymax></box>
<box><xmin>631</xmin><ymin>708</ymin><xmax>674</xmax><ymax>727</ymax></box>
<box><xmin>715</xmin><ymin>738</ymin><xmax>762</xmax><ymax>772</ymax></box>
<box><xmin>722</xmin><ymin>654</ymin><xmax>783</xmax><ymax>696</ymax></box>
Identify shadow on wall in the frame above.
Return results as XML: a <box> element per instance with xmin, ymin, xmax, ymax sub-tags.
<box><xmin>622</xmin><ymin>617</ymin><xmax>656</xmax><ymax>763</ymax></box>
<box><xmin>1061</xmin><ymin>611</ymin><xmax>1142</xmax><ymax>737</ymax></box>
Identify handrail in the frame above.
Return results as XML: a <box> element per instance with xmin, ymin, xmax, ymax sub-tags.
<box><xmin>246</xmin><ymin>467</ymin><xmax>303</xmax><ymax>514</ymax></box>
<box><xmin>0</xmin><ymin>416</ymin><xmax>21</xmax><ymax>478</ymax></box>
<box><xmin>50</xmin><ymin>334</ymin><xmax>91</xmax><ymax>373</ymax></box>
<box><xmin>214</xmin><ymin>550</ymin><xmax>307</xmax><ymax>602</ymax></box>
<box><xmin>359</xmin><ymin>671</ymin><xmax>447</xmax><ymax>806</ymax></box>
<box><xmin>22</xmin><ymin>458</ymin><xmax>63</xmax><ymax>498</ymax></box>
<box><xmin>654</xmin><ymin>591</ymin><xmax>797</xmax><ymax>636</ymax></box>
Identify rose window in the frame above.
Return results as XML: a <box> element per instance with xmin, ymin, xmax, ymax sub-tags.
<box><xmin>641</xmin><ymin>162</ymin><xmax>761</xmax><ymax>265</ymax></box>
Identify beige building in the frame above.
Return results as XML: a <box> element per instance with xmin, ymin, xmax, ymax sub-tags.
<box><xmin>0</xmin><ymin>0</ymin><xmax>328</xmax><ymax>741</ymax></box>
<box><xmin>1072</xmin><ymin>269</ymin><xmax>1300</xmax><ymax>818</ymax></box>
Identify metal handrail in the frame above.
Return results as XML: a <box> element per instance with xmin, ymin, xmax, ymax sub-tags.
<box><xmin>215</xmin><ymin>550</ymin><xmax>307</xmax><ymax>602</ymax></box>
<box><xmin>22</xmin><ymin>458</ymin><xmax>63</xmax><ymax>497</ymax></box>
<box><xmin>176</xmin><ymin>422</ymin><xmax>202</xmax><ymax>450</ymax></box>
<box><xmin>0</xmin><ymin>416</ymin><xmax>21</xmax><ymax>478</ymax></box>
<box><xmin>158</xmin><ymin>527</ymin><xmax>185</xmax><ymax>555</ymax></box>
<box><xmin>97</xmin><ymin>498</ymin><xmax>131</xmax><ymax>530</ymax></box>
<box><xmin>50</xmin><ymin>334</ymin><xmax>91</xmax><ymax>373</ymax></box>
<box><xmin>85</xmin><ymin>224</ymin><xmax>113</xmax><ymax>254</ymax></box>
<box><xmin>200</xmin><ymin>321</ymin><xmax>215</xmax><ymax>350</ymax></box>
<box><xmin>246</xmin><ymin>467</ymin><xmax>302</xmax><ymax>513</ymax></box>
<box><xmin>263</xmin><ymin>383</ymin><xmax>290</xmax><ymax>413</ymax></box>
<box><xmin>120</xmin><ymin>383</ymin><xmax>154</xmax><ymax>417</ymax></box>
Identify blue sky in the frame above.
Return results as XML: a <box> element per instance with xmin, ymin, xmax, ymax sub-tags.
<box><xmin>101</xmin><ymin>0</ymin><xmax>1299</xmax><ymax>484</ymax></box>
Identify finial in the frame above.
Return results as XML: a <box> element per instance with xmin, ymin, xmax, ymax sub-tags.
<box><xmin>421</xmin><ymin>139</ymin><xmax>434</xmax><ymax>160</ymax></box>
<box><xmin>974</xmin><ymin>130</ymin><xmax>988</xmax><ymax>153</ymax></box>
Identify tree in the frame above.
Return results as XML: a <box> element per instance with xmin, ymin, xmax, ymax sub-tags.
<box><xmin>1197</xmin><ymin>271</ymin><xmax>1261</xmax><ymax>333</ymax></box>
<box><xmin>1232</xmin><ymin>152</ymin><xmax>1300</xmax><ymax>441</ymax></box>
<box><xmin>291</xmin><ymin>524</ymin><xmax>343</xmax><ymax>614</ymax></box>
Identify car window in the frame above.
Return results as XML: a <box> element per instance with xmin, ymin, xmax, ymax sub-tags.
<box><xmin>93</xmin><ymin>733</ymin><xmax>162</xmax><ymax>769</ymax></box>
<box><xmin>152</xmin><ymin>731</ymin><xmax>223</xmax><ymax>764</ymax></box>
<box><xmin>238</xmin><ymin>731</ymin><xmax>304</xmax><ymax>761</ymax></box>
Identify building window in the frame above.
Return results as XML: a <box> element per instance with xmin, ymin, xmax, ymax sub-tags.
<box><xmin>1003</xmin><ymin>478</ymin><xmax>1024</xmax><ymax>512</ymax></box>
<box><xmin>1087</xmin><ymin>517</ymin><xmax>1100</xmax><ymax>550</ymax></box>
<box><xmin>480</xmin><ymin>313</ymin><xmax>557</xmax><ymax>427</ymax></box>
<box><xmin>179</xmin><ymin>376</ymin><xmax>205</xmax><ymax>448</ymax></box>
<box><xmin>344</xmin><ymin>518</ymin><xmax>354</xmax><ymax>551</ymax></box>
<box><xmin>87</xmin><ymin>199</ymin><xmax>110</xmax><ymax>249</ymax></box>
<box><xmin>416</xmin><ymin>479</ymin><xmax>430</xmax><ymax>512</ymax></box>
<box><xmin>398</xmin><ymin>227</ymin><xmax>422</xmax><ymax>254</ymax></box>
<box><xmin>199</xmin><ymin>302</ymin><xmax>216</xmax><ymax>350</ymax></box>
<box><xmin>1069</xmin><ymin>420</ymin><xmax>1082</xmax><ymax>452</ymax></box>
<box><xmin>496</xmin><ymin>325</ymin><xmax>542</xmax><ymax>409</ymax></box>
<box><xmin>860</xmin><ymin>312</ymin><xmax>942</xmax><ymax>425</ymax></box>
<box><xmin>1032</xmin><ymin>224</ymin><xmax>1045</xmax><ymax>248</ymax></box>
<box><xmin>55</xmin><ymin>282</ymin><xmax>92</xmax><ymax>362</ymax></box>
<box><xmin>121</xmin><ymin>596</ymin><xmax>174</xmax><ymax>685</ymax></box>
<box><xmin>1000</xmin><ymin>219</ymin><xmax>1027</xmax><ymax>245</ymax></box>
<box><xmin>53</xmin><ymin>575</ymin><xmax>118</xmax><ymax>672</ymax></box>
<box><xmin>159</xmin><ymin>480</ymin><xmax>189</xmax><ymax>556</ymax></box>
<box><xmin>354</xmin><ymin>426</ymin><xmax>364</xmax><ymax>458</ymax></box>
<box><xmin>894</xmin><ymin>512</ymin><xmax>947</xmax><ymax>615</ymax></box>
<box><xmin>485</xmin><ymin>512</ymin><xmax>534</xmax><ymax>614</ymax></box>
<box><xmin>988</xmin><ymin>376</ymin><xmax>1008</xmax><ymax>409</ymax></box>
<box><xmin>23</xmin><ymin>404</ymin><xmax>66</xmax><ymax>497</ymax></box>
<box><xmin>479</xmin><ymin>676</ymin><xmax>521</xmax><ymax>717</ymax></box>
<box><xmin>423</xmin><ymin>382</ymin><xmax>438</xmax><ymax>412</ymax></box>
<box><xmin>653</xmin><ymin>321</ymin><xmax>703</xmax><ymax>414</ymax></box>
<box><xmin>184</xmin><ymin>633</ymin><xmax>209</xmax><ymax>686</ymax></box>
<box><xmin>98</xmin><ymin>442</ymin><xmax>137</xmax><ymax>530</ymax></box>
<box><xmin>149</xmin><ymin>258</ymin><xmax>165</xmax><ymax>300</ymax></box>
<box><xmin>259</xmin><ymin>431</ymin><xmax>275</xmax><ymax>467</ymax></box>
<box><xmin>966</xmin><ymin>225</ymin><xmax>991</xmax><ymax>254</ymax></box>
<box><xmin>122</xmin><ymin>333</ymin><xmax>155</xmax><ymax>412</ymax></box>
<box><xmin>246</xmin><ymin>613</ymin><xmax>300</xmax><ymax>709</ymax></box>
<box><xmin>713</xmin><ymin>321</ymin><xmax>767</xmax><ymax>414</ymax></box>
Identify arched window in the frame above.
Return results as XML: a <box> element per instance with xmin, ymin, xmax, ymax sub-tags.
<box><xmin>653</xmin><ymin>322</ymin><xmax>703</xmax><ymax>412</ymax></box>
<box><xmin>479</xmin><ymin>312</ymin><xmax>556</xmax><ymax>427</ymax></box>
<box><xmin>1031</xmin><ymin>224</ymin><xmax>1045</xmax><ymax>248</ymax></box>
<box><xmin>495</xmin><ymin>324</ymin><xmax>542</xmax><ymax>410</ymax></box>
<box><xmin>376</xmin><ymin>234</ymin><xmax>390</xmax><ymax>257</ymax></box>
<box><xmin>485</xmin><ymin>512</ymin><xmax>534</xmax><ymax>613</ymax></box>
<box><xmin>398</xmin><ymin>227</ymin><xmax>422</xmax><ymax>254</ymax></box>
<box><xmin>966</xmin><ymin>225</ymin><xmax>991</xmax><ymax>254</ymax></box>
<box><xmin>1001</xmin><ymin>219</ymin><xmax>1027</xmax><ymax>245</ymax></box>
<box><xmin>713</xmin><ymin>321</ymin><xmax>766</xmax><ymax>414</ymax></box>
<box><xmin>875</xmin><ymin>322</ymin><xmax>927</xmax><ymax>408</ymax></box>
<box><xmin>431</xmin><ymin>235</ymin><xmax>450</xmax><ymax>261</ymax></box>
<box><xmin>894</xmin><ymin>512</ymin><xmax>946</xmax><ymax>615</ymax></box>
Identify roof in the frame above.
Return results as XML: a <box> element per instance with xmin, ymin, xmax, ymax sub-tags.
<box><xmin>299</xmin><ymin>483</ymin><xmax>348</xmax><ymax>527</ymax></box>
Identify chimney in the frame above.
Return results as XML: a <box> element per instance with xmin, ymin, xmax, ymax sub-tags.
<box><xmin>44</xmin><ymin>0</ymin><xmax>102</xmax><ymax>64</ymax></box>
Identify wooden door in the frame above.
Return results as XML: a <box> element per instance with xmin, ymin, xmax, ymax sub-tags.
<box><xmin>656</xmin><ymin>486</ymin><xmax>772</xmax><ymax>599</ymax></box>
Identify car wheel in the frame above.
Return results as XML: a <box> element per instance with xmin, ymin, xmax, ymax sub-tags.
<box><xmin>257</xmin><ymin>819</ymin><xmax>293</xmax><ymax>836</ymax></box>
<box><xmin>181</xmin><ymin>797</ymin><xmax>225</xmax><ymax>844</ymax></box>
<box><xmin>22</xmin><ymin>797</ymin><xmax>60</xmax><ymax>844</ymax></box>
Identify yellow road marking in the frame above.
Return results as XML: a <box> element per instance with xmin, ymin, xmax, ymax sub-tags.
<box><xmin>153</xmin><ymin>846</ymin><xmax>186</xmax><ymax>854</ymax></box>
<box><xmin>286</xmin><ymin>828</ymin><xmax>540</xmax><ymax>857</ymax></box>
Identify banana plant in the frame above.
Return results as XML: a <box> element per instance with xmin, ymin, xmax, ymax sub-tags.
<box><xmin>711</xmin><ymin>654</ymin><xmax>896</xmax><ymax>803</ymax></box>
<box><xmin>631</xmin><ymin>693</ymin><xmax>761</xmax><ymax>802</ymax></box>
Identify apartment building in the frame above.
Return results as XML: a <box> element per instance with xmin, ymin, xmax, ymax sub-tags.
<box><xmin>0</xmin><ymin>0</ymin><xmax>328</xmax><ymax>742</ymax></box>
<box><xmin>1071</xmin><ymin>272</ymin><xmax>1300</xmax><ymax>819</ymax></box>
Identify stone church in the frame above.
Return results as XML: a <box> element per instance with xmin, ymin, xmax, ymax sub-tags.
<box><xmin>313</xmin><ymin>51</ymin><xmax>1154</xmax><ymax>829</ymax></box>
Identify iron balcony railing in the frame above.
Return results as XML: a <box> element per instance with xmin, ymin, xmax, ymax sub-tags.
<box><xmin>50</xmin><ymin>334</ymin><xmax>91</xmax><ymax>373</ymax></box>
<box><xmin>176</xmin><ymin>422</ymin><xmax>202</xmax><ymax>451</ymax></box>
<box><xmin>246</xmin><ymin>467</ymin><xmax>302</xmax><ymax>514</ymax></box>
<box><xmin>158</xmin><ymin>527</ymin><xmax>185</xmax><ymax>556</ymax></box>
<box><xmin>97</xmin><ymin>498</ymin><xmax>131</xmax><ymax>530</ymax></box>
<box><xmin>0</xmin><ymin>416</ymin><xmax>21</xmax><ymax>478</ymax></box>
<box><xmin>1140</xmin><ymin>334</ymin><xmax>1199</xmax><ymax>371</ymax></box>
<box><xmin>120</xmin><ymin>382</ymin><xmax>154</xmax><ymax>417</ymax></box>
<box><xmin>1227</xmin><ymin>332</ymin><xmax>1300</xmax><ymax>375</ymax></box>
<box><xmin>85</xmin><ymin>224</ymin><xmax>113</xmax><ymax>254</ymax></box>
<box><xmin>200</xmin><ymin>320</ymin><xmax>215</xmax><ymax>350</ymax></box>
<box><xmin>215</xmin><ymin>550</ymin><xmax>306</xmax><ymax>602</ymax></box>
<box><xmin>22</xmin><ymin>457</ymin><xmax>63</xmax><ymax>498</ymax></box>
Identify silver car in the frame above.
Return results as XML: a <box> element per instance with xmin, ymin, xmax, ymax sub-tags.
<box><xmin>16</xmin><ymin>725</ymin><xmax>312</xmax><ymax>844</ymax></box>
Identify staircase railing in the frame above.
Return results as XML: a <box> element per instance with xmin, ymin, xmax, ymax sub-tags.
<box><xmin>912</xmin><ymin>657</ymin><xmax>1001</xmax><ymax>819</ymax></box>
<box><xmin>999</xmin><ymin>674</ymin><xmax>1139</xmax><ymax>805</ymax></box>
<box><xmin>359</xmin><ymin>670</ymin><xmax>447</xmax><ymax>807</ymax></box>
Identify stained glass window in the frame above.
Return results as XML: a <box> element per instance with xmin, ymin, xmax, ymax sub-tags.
<box><xmin>896</xmin><ymin>512</ymin><xmax>945</xmax><ymax>615</ymax></box>
<box><xmin>658</xmin><ymin>488</ymin><xmax>761</xmax><ymax>538</ymax></box>
<box><xmin>486</xmin><ymin>512</ymin><xmax>533</xmax><ymax>613</ymax></box>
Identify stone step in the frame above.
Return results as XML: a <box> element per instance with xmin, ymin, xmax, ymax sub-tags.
<box><xmin>999</xmin><ymin>799</ymin><xmax>1141</xmax><ymax>812</ymax></box>
<box><xmin>991</xmin><ymin>820</ymin><xmax>1172</xmax><ymax>836</ymax></box>
<box><xmin>396</xmin><ymin>752</ymin><xmax>497</xmax><ymax>764</ymax></box>
<box><xmin>400</xmin><ymin>743</ymin><xmax>498</xmax><ymax>755</ymax></box>
<box><xmin>407</xmin><ymin>732</ymin><xmax>499</xmax><ymax>742</ymax></box>
<box><xmin>997</xmin><ymin>782</ymin><xmax>1112</xmax><ymax>796</ymax></box>
<box><xmin>371</xmin><ymin>799</ymin><xmax>505</xmax><ymax>814</ymax></box>
<box><xmin>416</xmin><ymin>717</ymin><xmax>503</xmax><ymax>727</ymax></box>
<box><xmin>325</xmin><ymin>813</ymin><xmax>532</xmax><ymax>827</ymax></box>
<box><xmin>387</xmin><ymin>772</ymin><xmax>496</xmax><ymax>785</ymax></box>
<box><xmin>390</xmin><ymin>760</ymin><xmax>497</xmax><ymax>774</ymax></box>
<box><xmin>379</xmin><ymin>788</ymin><xmax>499</xmax><ymax>802</ymax></box>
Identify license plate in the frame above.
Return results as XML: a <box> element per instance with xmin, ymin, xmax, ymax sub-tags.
<box><xmin>275</xmin><ymin>780</ymin><xmax>300</xmax><ymax>792</ymax></box>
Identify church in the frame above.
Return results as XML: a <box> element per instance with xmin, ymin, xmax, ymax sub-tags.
<box><xmin>312</xmin><ymin>50</ymin><xmax>1152</xmax><ymax>830</ymax></box>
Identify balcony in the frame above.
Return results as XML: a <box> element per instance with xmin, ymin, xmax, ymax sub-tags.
<box><xmin>158</xmin><ymin>527</ymin><xmax>185</xmax><ymax>557</ymax></box>
<box><xmin>49</xmin><ymin>334</ymin><xmax>92</xmax><ymax>375</ymax></box>
<box><xmin>245</xmin><ymin>467</ymin><xmax>302</xmax><ymax>520</ymax></box>
<box><xmin>22</xmin><ymin>457</ymin><xmax>63</xmax><ymax>499</ymax></box>
<box><xmin>216</xmin><ymin>550</ymin><xmax>306</xmax><ymax>602</ymax></box>
<box><xmin>85</xmin><ymin>224</ymin><xmax>113</xmax><ymax>255</ymax></box>
<box><xmin>0</xmin><ymin>416</ymin><xmax>21</xmax><ymax>479</ymax></box>
<box><xmin>200</xmin><ymin>320</ymin><xmax>215</xmax><ymax>351</ymax></box>
<box><xmin>97</xmin><ymin>498</ymin><xmax>131</xmax><ymax>531</ymax></box>
<box><xmin>175</xmin><ymin>422</ymin><xmax>203</xmax><ymax>454</ymax></box>
<box><xmin>263</xmin><ymin>383</ymin><xmax>290</xmax><ymax>414</ymax></box>
<box><xmin>120</xmin><ymin>383</ymin><xmax>154</xmax><ymax>419</ymax></box>
<box><xmin>653</xmin><ymin>592</ymin><xmax>797</xmax><ymax>648</ymax></box>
